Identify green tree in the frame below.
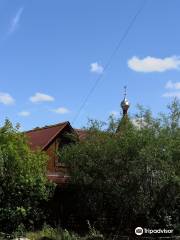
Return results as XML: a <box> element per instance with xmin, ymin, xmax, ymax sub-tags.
<box><xmin>60</xmin><ymin>99</ymin><xmax>180</xmax><ymax>235</ymax></box>
<box><xmin>0</xmin><ymin>119</ymin><xmax>54</xmax><ymax>233</ymax></box>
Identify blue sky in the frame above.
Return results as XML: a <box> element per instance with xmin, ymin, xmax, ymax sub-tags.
<box><xmin>0</xmin><ymin>0</ymin><xmax>180</xmax><ymax>130</ymax></box>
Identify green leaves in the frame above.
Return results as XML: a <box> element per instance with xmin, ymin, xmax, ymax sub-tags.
<box><xmin>60</xmin><ymin>100</ymin><xmax>180</xmax><ymax>234</ymax></box>
<box><xmin>0</xmin><ymin>119</ymin><xmax>54</xmax><ymax>233</ymax></box>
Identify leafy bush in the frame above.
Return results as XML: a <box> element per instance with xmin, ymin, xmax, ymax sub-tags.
<box><xmin>0</xmin><ymin>120</ymin><xmax>55</xmax><ymax>233</ymax></box>
<box><xmin>60</xmin><ymin>100</ymin><xmax>180</xmax><ymax>235</ymax></box>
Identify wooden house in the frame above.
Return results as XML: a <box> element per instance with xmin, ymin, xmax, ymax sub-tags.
<box><xmin>25</xmin><ymin>122</ymin><xmax>85</xmax><ymax>184</ymax></box>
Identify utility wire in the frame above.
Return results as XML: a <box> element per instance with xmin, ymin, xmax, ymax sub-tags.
<box><xmin>72</xmin><ymin>0</ymin><xmax>148</xmax><ymax>124</ymax></box>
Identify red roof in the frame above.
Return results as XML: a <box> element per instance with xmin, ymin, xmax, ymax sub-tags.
<box><xmin>25</xmin><ymin>122</ymin><xmax>70</xmax><ymax>150</ymax></box>
<box><xmin>25</xmin><ymin>122</ymin><xmax>88</xmax><ymax>151</ymax></box>
<box><xmin>75</xmin><ymin>129</ymin><xmax>88</xmax><ymax>140</ymax></box>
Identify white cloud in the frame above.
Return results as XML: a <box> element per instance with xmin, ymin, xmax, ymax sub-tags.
<box><xmin>30</xmin><ymin>92</ymin><xmax>54</xmax><ymax>103</ymax></box>
<box><xmin>9</xmin><ymin>7</ymin><xmax>24</xmax><ymax>34</ymax></box>
<box><xmin>128</xmin><ymin>56</ymin><xmax>180</xmax><ymax>73</ymax></box>
<box><xmin>165</xmin><ymin>80</ymin><xmax>180</xmax><ymax>90</ymax></box>
<box><xmin>162</xmin><ymin>92</ymin><xmax>180</xmax><ymax>99</ymax></box>
<box><xmin>53</xmin><ymin>107</ymin><xmax>70</xmax><ymax>114</ymax></box>
<box><xmin>0</xmin><ymin>92</ymin><xmax>15</xmax><ymax>105</ymax></box>
<box><xmin>90</xmin><ymin>62</ymin><xmax>104</xmax><ymax>74</ymax></box>
<box><xmin>18</xmin><ymin>111</ymin><xmax>30</xmax><ymax>117</ymax></box>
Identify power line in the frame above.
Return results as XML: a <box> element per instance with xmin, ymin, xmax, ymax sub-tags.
<box><xmin>72</xmin><ymin>0</ymin><xmax>148</xmax><ymax>124</ymax></box>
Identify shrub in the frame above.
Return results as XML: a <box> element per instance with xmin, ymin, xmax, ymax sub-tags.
<box><xmin>0</xmin><ymin>120</ymin><xmax>55</xmax><ymax>233</ymax></box>
<box><xmin>60</xmin><ymin>100</ymin><xmax>180</xmax><ymax>235</ymax></box>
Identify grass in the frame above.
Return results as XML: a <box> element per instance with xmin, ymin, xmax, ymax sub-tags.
<box><xmin>25</xmin><ymin>225</ymin><xmax>104</xmax><ymax>240</ymax></box>
<box><xmin>0</xmin><ymin>223</ymin><xmax>104</xmax><ymax>240</ymax></box>
<box><xmin>26</xmin><ymin>227</ymin><xmax>78</xmax><ymax>240</ymax></box>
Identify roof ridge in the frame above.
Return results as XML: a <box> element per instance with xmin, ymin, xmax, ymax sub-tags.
<box><xmin>25</xmin><ymin>121</ymin><xmax>69</xmax><ymax>133</ymax></box>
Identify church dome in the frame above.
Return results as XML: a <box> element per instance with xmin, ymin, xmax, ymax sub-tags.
<box><xmin>121</xmin><ymin>86</ymin><xmax>130</xmax><ymax>115</ymax></box>
<box><xmin>121</xmin><ymin>98</ymin><xmax>130</xmax><ymax>112</ymax></box>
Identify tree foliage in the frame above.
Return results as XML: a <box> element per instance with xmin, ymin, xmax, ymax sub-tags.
<box><xmin>60</xmin><ymin>99</ymin><xmax>180</xmax><ymax>235</ymax></box>
<box><xmin>0</xmin><ymin>119</ymin><xmax>54</xmax><ymax>233</ymax></box>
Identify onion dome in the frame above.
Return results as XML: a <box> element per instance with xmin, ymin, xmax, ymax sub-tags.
<box><xmin>121</xmin><ymin>86</ymin><xmax>130</xmax><ymax>116</ymax></box>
